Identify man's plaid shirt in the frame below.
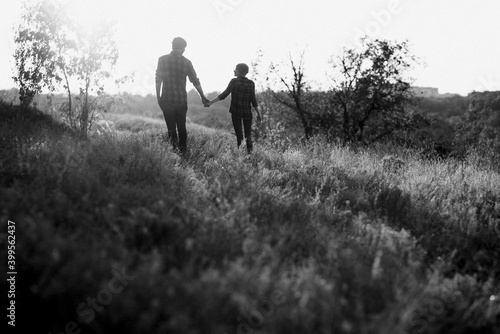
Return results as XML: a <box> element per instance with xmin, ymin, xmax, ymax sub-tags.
<box><xmin>218</xmin><ymin>77</ymin><xmax>257</xmax><ymax>120</ymax></box>
<box><xmin>155</xmin><ymin>51</ymin><xmax>201</xmax><ymax>106</ymax></box>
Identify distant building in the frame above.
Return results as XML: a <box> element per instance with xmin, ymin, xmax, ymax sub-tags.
<box><xmin>411</xmin><ymin>87</ymin><xmax>439</xmax><ymax>98</ymax></box>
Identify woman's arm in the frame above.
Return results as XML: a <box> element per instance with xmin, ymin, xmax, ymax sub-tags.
<box><xmin>207</xmin><ymin>79</ymin><xmax>234</xmax><ymax>107</ymax></box>
<box><xmin>207</xmin><ymin>96</ymin><xmax>221</xmax><ymax>107</ymax></box>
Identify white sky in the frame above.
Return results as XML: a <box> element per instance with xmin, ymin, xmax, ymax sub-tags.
<box><xmin>1</xmin><ymin>0</ymin><xmax>500</xmax><ymax>96</ymax></box>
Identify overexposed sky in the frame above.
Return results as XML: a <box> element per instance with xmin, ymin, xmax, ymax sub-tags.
<box><xmin>1</xmin><ymin>0</ymin><xmax>499</xmax><ymax>96</ymax></box>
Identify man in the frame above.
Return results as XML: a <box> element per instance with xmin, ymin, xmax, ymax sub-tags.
<box><xmin>155</xmin><ymin>37</ymin><xmax>209</xmax><ymax>154</ymax></box>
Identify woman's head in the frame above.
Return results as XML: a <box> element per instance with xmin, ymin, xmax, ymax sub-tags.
<box><xmin>234</xmin><ymin>63</ymin><xmax>249</xmax><ymax>77</ymax></box>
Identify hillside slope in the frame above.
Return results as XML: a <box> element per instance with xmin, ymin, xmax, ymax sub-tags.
<box><xmin>1</xmin><ymin>105</ymin><xmax>499</xmax><ymax>334</ymax></box>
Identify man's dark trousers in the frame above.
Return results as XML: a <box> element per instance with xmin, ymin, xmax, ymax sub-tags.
<box><xmin>160</xmin><ymin>100</ymin><xmax>188</xmax><ymax>154</ymax></box>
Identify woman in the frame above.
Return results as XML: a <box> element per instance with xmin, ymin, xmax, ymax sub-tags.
<box><xmin>207</xmin><ymin>63</ymin><xmax>261</xmax><ymax>154</ymax></box>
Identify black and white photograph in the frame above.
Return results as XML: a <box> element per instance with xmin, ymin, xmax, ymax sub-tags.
<box><xmin>1</xmin><ymin>0</ymin><xmax>500</xmax><ymax>333</ymax></box>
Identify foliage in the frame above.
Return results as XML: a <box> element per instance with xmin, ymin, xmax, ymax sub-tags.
<box><xmin>416</xmin><ymin>95</ymin><xmax>468</xmax><ymax>121</ymax></box>
<box><xmin>257</xmin><ymin>39</ymin><xmax>421</xmax><ymax>144</ymax></box>
<box><xmin>253</xmin><ymin>89</ymin><xmax>304</xmax><ymax>148</ymax></box>
<box><xmin>266</xmin><ymin>50</ymin><xmax>314</xmax><ymax>139</ymax></box>
<box><xmin>328</xmin><ymin>38</ymin><xmax>419</xmax><ymax>143</ymax></box>
<box><xmin>1</xmin><ymin>102</ymin><xmax>500</xmax><ymax>333</ymax></box>
<box><xmin>456</xmin><ymin>92</ymin><xmax>500</xmax><ymax>159</ymax></box>
<box><xmin>13</xmin><ymin>0</ymin><xmax>62</xmax><ymax>108</ymax></box>
<box><xmin>408</xmin><ymin>95</ymin><xmax>467</xmax><ymax>158</ymax></box>
<box><xmin>12</xmin><ymin>0</ymin><xmax>120</xmax><ymax>136</ymax></box>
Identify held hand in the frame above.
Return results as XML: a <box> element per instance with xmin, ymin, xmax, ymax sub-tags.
<box><xmin>202</xmin><ymin>97</ymin><xmax>210</xmax><ymax>107</ymax></box>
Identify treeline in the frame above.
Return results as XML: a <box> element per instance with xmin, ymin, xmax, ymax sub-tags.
<box><xmin>2</xmin><ymin>87</ymin><xmax>500</xmax><ymax>161</ymax></box>
<box><xmin>254</xmin><ymin>89</ymin><xmax>500</xmax><ymax>160</ymax></box>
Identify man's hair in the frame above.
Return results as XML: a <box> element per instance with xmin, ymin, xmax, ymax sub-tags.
<box><xmin>172</xmin><ymin>37</ymin><xmax>187</xmax><ymax>50</ymax></box>
<box><xmin>236</xmin><ymin>63</ymin><xmax>249</xmax><ymax>75</ymax></box>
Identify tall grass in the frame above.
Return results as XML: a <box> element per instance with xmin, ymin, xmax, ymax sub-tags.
<box><xmin>1</xmin><ymin>103</ymin><xmax>499</xmax><ymax>334</ymax></box>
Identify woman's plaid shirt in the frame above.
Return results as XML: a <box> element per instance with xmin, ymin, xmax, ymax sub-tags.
<box><xmin>218</xmin><ymin>77</ymin><xmax>257</xmax><ymax>119</ymax></box>
<box><xmin>155</xmin><ymin>51</ymin><xmax>201</xmax><ymax>106</ymax></box>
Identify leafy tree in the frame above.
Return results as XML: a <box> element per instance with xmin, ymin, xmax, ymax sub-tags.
<box><xmin>68</xmin><ymin>20</ymin><xmax>118</xmax><ymax>136</ymax></box>
<box><xmin>13</xmin><ymin>0</ymin><xmax>119</xmax><ymax>136</ymax></box>
<box><xmin>328</xmin><ymin>38</ymin><xmax>419</xmax><ymax>143</ymax></box>
<box><xmin>13</xmin><ymin>0</ymin><xmax>61</xmax><ymax>108</ymax></box>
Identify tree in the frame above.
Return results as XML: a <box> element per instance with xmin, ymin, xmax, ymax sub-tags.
<box><xmin>69</xmin><ymin>20</ymin><xmax>118</xmax><ymax>136</ymax></box>
<box><xmin>13</xmin><ymin>0</ymin><xmax>60</xmax><ymax>108</ymax></box>
<box><xmin>267</xmin><ymin>51</ymin><xmax>314</xmax><ymax>140</ymax></box>
<box><xmin>13</xmin><ymin>0</ymin><xmax>119</xmax><ymax>136</ymax></box>
<box><xmin>328</xmin><ymin>38</ymin><xmax>419</xmax><ymax>143</ymax></box>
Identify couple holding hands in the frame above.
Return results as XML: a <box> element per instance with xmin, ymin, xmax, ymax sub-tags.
<box><xmin>155</xmin><ymin>37</ymin><xmax>262</xmax><ymax>155</ymax></box>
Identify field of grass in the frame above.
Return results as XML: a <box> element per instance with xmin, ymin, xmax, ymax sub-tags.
<box><xmin>1</xmin><ymin>102</ymin><xmax>499</xmax><ymax>334</ymax></box>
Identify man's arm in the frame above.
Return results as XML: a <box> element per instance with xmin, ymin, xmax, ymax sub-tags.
<box><xmin>155</xmin><ymin>57</ymin><xmax>163</xmax><ymax>104</ymax></box>
<box><xmin>187</xmin><ymin>61</ymin><xmax>209</xmax><ymax>106</ymax></box>
<box><xmin>194</xmin><ymin>84</ymin><xmax>209</xmax><ymax>106</ymax></box>
<box><xmin>254</xmin><ymin>105</ymin><xmax>262</xmax><ymax>122</ymax></box>
<box><xmin>156</xmin><ymin>82</ymin><xmax>162</xmax><ymax>104</ymax></box>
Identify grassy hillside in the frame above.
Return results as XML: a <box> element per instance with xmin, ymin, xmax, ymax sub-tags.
<box><xmin>1</xmin><ymin>102</ymin><xmax>499</xmax><ymax>334</ymax></box>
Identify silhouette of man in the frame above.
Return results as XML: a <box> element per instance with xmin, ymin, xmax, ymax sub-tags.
<box><xmin>156</xmin><ymin>37</ymin><xmax>209</xmax><ymax>154</ymax></box>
